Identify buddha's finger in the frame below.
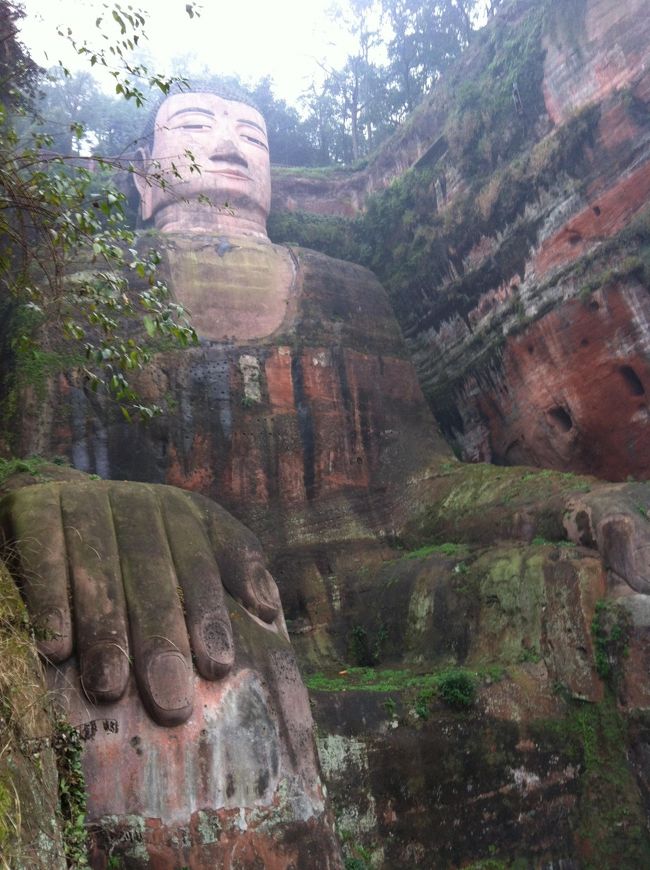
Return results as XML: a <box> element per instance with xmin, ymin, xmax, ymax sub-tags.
<box><xmin>109</xmin><ymin>484</ymin><xmax>193</xmax><ymax>726</ymax></box>
<box><xmin>198</xmin><ymin>497</ymin><xmax>281</xmax><ymax>624</ymax></box>
<box><xmin>60</xmin><ymin>483</ymin><xmax>130</xmax><ymax>704</ymax></box>
<box><xmin>0</xmin><ymin>485</ymin><xmax>73</xmax><ymax>662</ymax></box>
<box><xmin>159</xmin><ymin>488</ymin><xmax>234</xmax><ymax>679</ymax></box>
<box><xmin>222</xmin><ymin>551</ymin><xmax>282</xmax><ymax>625</ymax></box>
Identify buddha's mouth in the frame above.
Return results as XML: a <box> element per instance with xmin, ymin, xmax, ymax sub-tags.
<box><xmin>215</xmin><ymin>169</ymin><xmax>251</xmax><ymax>180</ymax></box>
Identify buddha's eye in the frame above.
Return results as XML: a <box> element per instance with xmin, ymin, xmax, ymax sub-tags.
<box><xmin>180</xmin><ymin>123</ymin><xmax>211</xmax><ymax>131</ymax></box>
<box><xmin>241</xmin><ymin>132</ymin><xmax>268</xmax><ymax>150</ymax></box>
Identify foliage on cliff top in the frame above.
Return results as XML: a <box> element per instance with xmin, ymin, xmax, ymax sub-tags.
<box><xmin>267</xmin><ymin>211</ymin><xmax>365</xmax><ymax>264</ymax></box>
<box><xmin>442</xmin><ymin>0</ymin><xmax>548</xmax><ymax>181</ymax></box>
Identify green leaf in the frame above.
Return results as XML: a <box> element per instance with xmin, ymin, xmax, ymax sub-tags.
<box><xmin>143</xmin><ymin>315</ymin><xmax>156</xmax><ymax>337</ymax></box>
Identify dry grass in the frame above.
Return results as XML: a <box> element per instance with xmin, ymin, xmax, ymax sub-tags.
<box><xmin>0</xmin><ymin>563</ymin><xmax>61</xmax><ymax>866</ymax></box>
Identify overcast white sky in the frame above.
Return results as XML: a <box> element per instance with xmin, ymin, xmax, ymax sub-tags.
<box><xmin>18</xmin><ymin>0</ymin><xmax>349</xmax><ymax>106</ymax></box>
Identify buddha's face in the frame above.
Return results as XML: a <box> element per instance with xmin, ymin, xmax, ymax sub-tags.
<box><xmin>137</xmin><ymin>92</ymin><xmax>271</xmax><ymax>235</ymax></box>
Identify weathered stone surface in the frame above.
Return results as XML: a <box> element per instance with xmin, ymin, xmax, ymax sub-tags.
<box><xmin>163</xmin><ymin>234</ymin><xmax>297</xmax><ymax>341</ymax></box>
<box><xmin>303</xmin><ymin>540</ymin><xmax>650</xmax><ymax>867</ymax></box>
<box><xmin>394</xmin><ymin>1</ymin><xmax>650</xmax><ymax>481</ymax></box>
<box><xmin>458</xmin><ymin>283</ymin><xmax>650</xmax><ymax>478</ymax></box>
<box><xmin>51</xmin><ymin>621</ymin><xmax>338</xmax><ymax>868</ymax></box>
<box><xmin>19</xmin><ymin>242</ymin><xmax>447</xmax><ymax>554</ymax></box>
<box><xmin>542</xmin><ymin>0</ymin><xmax>649</xmax><ymax>126</ymax></box>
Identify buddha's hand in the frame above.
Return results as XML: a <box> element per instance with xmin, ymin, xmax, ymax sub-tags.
<box><xmin>564</xmin><ymin>482</ymin><xmax>650</xmax><ymax>594</ymax></box>
<box><xmin>0</xmin><ymin>480</ymin><xmax>283</xmax><ymax>725</ymax></box>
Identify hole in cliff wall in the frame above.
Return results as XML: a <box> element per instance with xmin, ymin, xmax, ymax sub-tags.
<box><xmin>548</xmin><ymin>406</ymin><xmax>573</xmax><ymax>433</ymax></box>
<box><xmin>619</xmin><ymin>365</ymin><xmax>646</xmax><ymax>396</ymax></box>
<box><xmin>568</xmin><ymin>232</ymin><xmax>583</xmax><ymax>246</ymax></box>
<box><xmin>581</xmin><ymin>338</ymin><xmax>589</xmax><ymax>347</ymax></box>
<box><xmin>504</xmin><ymin>440</ymin><xmax>524</xmax><ymax>463</ymax></box>
<box><xmin>527</xmin><ymin>345</ymin><xmax>534</xmax><ymax>355</ymax></box>
<box><xmin>592</xmin><ymin>205</ymin><xmax>601</xmax><ymax>216</ymax></box>
<box><xmin>589</xmin><ymin>299</ymin><xmax>600</xmax><ymax>311</ymax></box>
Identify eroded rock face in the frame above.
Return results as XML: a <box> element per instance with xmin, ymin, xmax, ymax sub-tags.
<box><xmin>304</xmin><ymin>539</ymin><xmax>650</xmax><ymax>868</ymax></box>
<box><xmin>456</xmin><ymin>282</ymin><xmax>650</xmax><ymax>478</ymax></box>
<box><xmin>389</xmin><ymin>0</ymin><xmax>650</xmax><ymax>481</ymax></box>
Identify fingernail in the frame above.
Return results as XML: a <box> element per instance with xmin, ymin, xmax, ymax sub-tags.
<box><xmin>36</xmin><ymin>607</ymin><xmax>72</xmax><ymax>661</ymax></box>
<box><xmin>200</xmin><ymin>617</ymin><xmax>234</xmax><ymax>676</ymax></box>
<box><xmin>81</xmin><ymin>641</ymin><xmax>129</xmax><ymax>703</ymax></box>
<box><xmin>146</xmin><ymin>651</ymin><xmax>193</xmax><ymax>720</ymax></box>
<box><xmin>252</xmin><ymin>566</ymin><xmax>279</xmax><ymax>622</ymax></box>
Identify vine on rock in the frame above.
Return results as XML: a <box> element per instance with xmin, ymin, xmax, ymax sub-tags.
<box><xmin>53</xmin><ymin>719</ymin><xmax>90</xmax><ymax>868</ymax></box>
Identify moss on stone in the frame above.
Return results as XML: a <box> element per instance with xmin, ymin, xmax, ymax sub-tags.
<box><xmin>473</xmin><ymin>548</ymin><xmax>546</xmax><ymax>665</ymax></box>
<box><xmin>402</xmin><ymin>462</ymin><xmax>588</xmax><ymax>549</ymax></box>
<box><xmin>306</xmin><ymin>664</ymin><xmax>492</xmax><ymax>713</ymax></box>
<box><xmin>590</xmin><ymin>599</ymin><xmax>631</xmax><ymax>687</ymax></box>
<box><xmin>533</xmin><ymin>698</ymin><xmax>650</xmax><ymax>868</ymax></box>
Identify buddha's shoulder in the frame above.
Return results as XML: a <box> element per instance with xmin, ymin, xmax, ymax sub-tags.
<box><xmin>281</xmin><ymin>247</ymin><xmax>405</xmax><ymax>356</ymax></box>
<box><xmin>287</xmin><ymin>245</ymin><xmax>382</xmax><ymax>286</ymax></box>
<box><xmin>287</xmin><ymin>245</ymin><xmax>390</xmax><ymax>307</ymax></box>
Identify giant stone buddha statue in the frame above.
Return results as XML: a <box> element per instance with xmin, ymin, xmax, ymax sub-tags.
<box><xmin>6</xmin><ymin>86</ymin><xmax>650</xmax><ymax>867</ymax></box>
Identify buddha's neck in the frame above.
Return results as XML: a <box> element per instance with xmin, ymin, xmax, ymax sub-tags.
<box><xmin>152</xmin><ymin>203</ymin><xmax>269</xmax><ymax>239</ymax></box>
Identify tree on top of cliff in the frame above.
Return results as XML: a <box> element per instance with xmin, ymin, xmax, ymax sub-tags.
<box><xmin>301</xmin><ymin>0</ymin><xmax>508</xmax><ymax>164</ymax></box>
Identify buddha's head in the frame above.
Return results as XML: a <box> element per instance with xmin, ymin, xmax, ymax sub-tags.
<box><xmin>134</xmin><ymin>89</ymin><xmax>271</xmax><ymax>237</ymax></box>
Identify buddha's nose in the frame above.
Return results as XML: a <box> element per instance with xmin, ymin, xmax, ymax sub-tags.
<box><xmin>210</xmin><ymin>138</ymin><xmax>248</xmax><ymax>168</ymax></box>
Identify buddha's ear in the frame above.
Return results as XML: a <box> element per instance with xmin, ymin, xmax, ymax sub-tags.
<box><xmin>133</xmin><ymin>146</ymin><xmax>153</xmax><ymax>221</ymax></box>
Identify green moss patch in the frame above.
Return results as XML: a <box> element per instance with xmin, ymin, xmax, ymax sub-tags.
<box><xmin>402</xmin><ymin>541</ymin><xmax>469</xmax><ymax>560</ymax></box>
<box><xmin>306</xmin><ymin>664</ymin><xmax>497</xmax><ymax>715</ymax></box>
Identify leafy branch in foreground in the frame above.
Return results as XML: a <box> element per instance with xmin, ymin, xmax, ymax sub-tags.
<box><xmin>58</xmin><ymin>2</ymin><xmax>201</xmax><ymax>104</ymax></box>
<box><xmin>0</xmin><ymin>2</ymin><xmax>202</xmax><ymax>421</ymax></box>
